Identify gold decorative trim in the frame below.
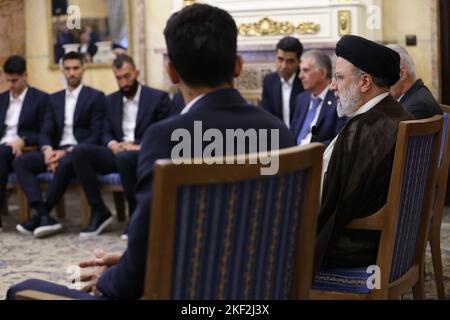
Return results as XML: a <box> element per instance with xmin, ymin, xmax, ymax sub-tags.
<box><xmin>183</xmin><ymin>0</ymin><xmax>196</xmax><ymax>6</ymax></box>
<box><xmin>239</xmin><ymin>17</ymin><xmax>320</xmax><ymax>37</ymax></box>
<box><xmin>338</xmin><ymin>10</ymin><xmax>351</xmax><ymax>36</ymax></box>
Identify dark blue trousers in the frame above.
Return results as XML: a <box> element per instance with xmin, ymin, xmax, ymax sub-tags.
<box><xmin>0</xmin><ymin>145</ymin><xmax>14</xmax><ymax>212</ymax></box>
<box><xmin>72</xmin><ymin>144</ymin><xmax>138</xmax><ymax>217</ymax></box>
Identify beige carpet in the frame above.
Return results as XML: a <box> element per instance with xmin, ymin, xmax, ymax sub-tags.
<box><xmin>1</xmin><ymin>193</ymin><xmax>449</xmax><ymax>299</ymax></box>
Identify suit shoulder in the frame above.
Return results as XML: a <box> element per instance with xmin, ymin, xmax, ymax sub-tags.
<box><xmin>83</xmin><ymin>86</ymin><xmax>105</xmax><ymax>97</ymax></box>
<box><xmin>141</xmin><ymin>85</ymin><xmax>169</xmax><ymax>99</ymax></box>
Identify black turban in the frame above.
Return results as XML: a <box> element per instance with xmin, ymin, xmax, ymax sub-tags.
<box><xmin>336</xmin><ymin>35</ymin><xmax>400</xmax><ymax>86</ymax></box>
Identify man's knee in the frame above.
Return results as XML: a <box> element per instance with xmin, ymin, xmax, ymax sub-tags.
<box><xmin>116</xmin><ymin>151</ymin><xmax>138</xmax><ymax>169</ymax></box>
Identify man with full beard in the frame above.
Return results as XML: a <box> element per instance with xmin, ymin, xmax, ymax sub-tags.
<box><xmin>71</xmin><ymin>55</ymin><xmax>171</xmax><ymax>239</ymax></box>
<box><xmin>314</xmin><ymin>35</ymin><xmax>414</xmax><ymax>271</ymax></box>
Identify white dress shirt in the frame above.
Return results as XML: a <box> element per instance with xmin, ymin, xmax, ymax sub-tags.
<box><xmin>299</xmin><ymin>86</ymin><xmax>329</xmax><ymax>146</ymax></box>
<box><xmin>0</xmin><ymin>88</ymin><xmax>28</xmax><ymax>145</ymax></box>
<box><xmin>322</xmin><ymin>92</ymin><xmax>389</xmax><ymax>190</ymax></box>
<box><xmin>60</xmin><ymin>84</ymin><xmax>83</xmax><ymax>147</ymax></box>
<box><xmin>281</xmin><ymin>74</ymin><xmax>296</xmax><ymax>128</ymax></box>
<box><xmin>181</xmin><ymin>94</ymin><xmax>206</xmax><ymax>115</ymax></box>
<box><xmin>122</xmin><ymin>85</ymin><xmax>142</xmax><ymax>143</ymax></box>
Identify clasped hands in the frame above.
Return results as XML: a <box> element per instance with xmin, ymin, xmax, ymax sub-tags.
<box><xmin>109</xmin><ymin>142</ymin><xmax>140</xmax><ymax>154</ymax></box>
<box><xmin>73</xmin><ymin>249</ymin><xmax>121</xmax><ymax>297</ymax></box>
<box><xmin>43</xmin><ymin>147</ymin><xmax>74</xmax><ymax>172</ymax></box>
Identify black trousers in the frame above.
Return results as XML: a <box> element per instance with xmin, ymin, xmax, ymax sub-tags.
<box><xmin>13</xmin><ymin>150</ymin><xmax>76</xmax><ymax>213</ymax></box>
<box><xmin>0</xmin><ymin>145</ymin><xmax>14</xmax><ymax>212</ymax></box>
<box><xmin>72</xmin><ymin>144</ymin><xmax>138</xmax><ymax>218</ymax></box>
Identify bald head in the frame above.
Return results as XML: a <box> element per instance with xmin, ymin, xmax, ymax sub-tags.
<box><xmin>387</xmin><ymin>44</ymin><xmax>417</xmax><ymax>99</ymax></box>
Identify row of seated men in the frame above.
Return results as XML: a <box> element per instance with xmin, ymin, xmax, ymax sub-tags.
<box><xmin>0</xmin><ymin>52</ymin><xmax>183</xmax><ymax>240</ymax></box>
<box><xmin>3</xmin><ymin>3</ymin><xmax>444</xmax><ymax>299</ymax></box>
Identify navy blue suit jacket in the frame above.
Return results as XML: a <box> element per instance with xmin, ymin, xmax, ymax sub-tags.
<box><xmin>39</xmin><ymin>86</ymin><xmax>106</xmax><ymax>148</ymax></box>
<box><xmin>261</xmin><ymin>72</ymin><xmax>304</xmax><ymax>125</ymax></box>
<box><xmin>291</xmin><ymin>90</ymin><xmax>347</xmax><ymax>147</ymax></box>
<box><xmin>96</xmin><ymin>88</ymin><xmax>296</xmax><ymax>299</ymax></box>
<box><xmin>103</xmin><ymin>85</ymin><xmax>171</xmax><ymax>146</ymax></box>
<box><xmin>0</xmin><ymin>87</ymin><xmax>48</xmax><ymax>146</ymax></box>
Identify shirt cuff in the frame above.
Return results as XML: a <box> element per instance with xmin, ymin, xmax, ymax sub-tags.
<box><xmin>107</xmin><ymin>140</ymin><xmax>118</xmax><ymax>148</ymax></box>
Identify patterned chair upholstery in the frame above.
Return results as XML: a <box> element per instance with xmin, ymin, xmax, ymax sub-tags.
<box><xmin>425</xmin><ymin>106</ymin><xmax>450</xmax><ymax>300</ymax></box>
<box><xmin>311</xmin><ymin>116</ymin><xmax>443</xmax><ymax>300</ymax></box>
<box><xmin>143</xmin><ymin>144</ymin><xmax>323</xmax><ymax>300</ymax></box>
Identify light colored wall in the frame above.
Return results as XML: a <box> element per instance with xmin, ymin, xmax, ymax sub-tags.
<box><xmin>382</xmin><ymin>0</ymin><xmax>434</xmax><ymax>94</ymax></box>
<box><xmin>25</xmin><ymin>0</ymin><xmax>118</xmax><ymax>95</ymax></box>
<box><xmin>144</xmin><ymin>0</ymin><xmax>174</xmax><ymax>91</ymax></box>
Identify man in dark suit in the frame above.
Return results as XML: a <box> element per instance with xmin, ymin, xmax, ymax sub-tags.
<box><xmin>13</xmin><ymin>51</ymin><xmax>106</xmax><ymax>239</ymax></box>
<box><xmin>0</xmin><ymin>55</ymin><xmax>48</xmax><ymax>232</ymax></box>
<box><xmin>316</xmin><ymin>36</ymin><xmax>413</xmax><ymax>271</ymax></box>
<box><xmin>261</xmin><ymin>36</ymin><xmax>304</xmax><ymax>128</ymax></box>
<box><xmin>388</xmin><ymin>44</ymin><xmax>442</xmax><ymax>119</ymax></box>
<box><xmin>72</xmin><ymin>54</ymin><xmax>171</xmax><ymax>239</ymax></box>
<box><xmin>291</xmin><ymin>50</ymin><xmax>346</xmax><ymax>147</ymax></box>
<box><xmin>7</xmin><ymin>3</ymin><xmax>295</xmax><ymax>299</ymax></box>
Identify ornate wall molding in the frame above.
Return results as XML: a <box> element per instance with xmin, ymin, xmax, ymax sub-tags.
<box><xmin>238</xmin><ymin>17</ymin><xmax>320</xmax><ymax>37</ymax></box>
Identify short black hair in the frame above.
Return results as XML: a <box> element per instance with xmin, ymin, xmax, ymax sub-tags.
<box><xmin>276</xmin><ymin>37</ymin><xmax>304</xmax><ymax>59</ymax></box>
<box><xmin>62</xmin><ymin>51</ymin><xmax>84</xmax><ymax>65</ymax></box>
<box><xmin>3</xmin><ymin>55</ymin><xmax>26</xmax><ymax>75</ymax></box>
<box><xmin>113</xmin><ymin>54</ymin><xmax>136</xmax><ymax>69</ymax></box>
<box><xmin>164</xmin><ymin>3</ymin><xmax>237</xmax><ymax>88</ymax></box>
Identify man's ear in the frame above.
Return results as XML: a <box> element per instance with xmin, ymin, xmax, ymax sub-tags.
<box><xmin>234</xmin><ymin>55</ymin><xmax>243</xmax><ymax>78</ymax></box>
<box><xmin>399</xmin><ymin>67</ymin><xmax>408</xmax><ymax>81</ymax></box>
<box><xmin>360</xmin><ymin>74</ymin><xmax>373</xmax><ymax>93</ymax></box>
<box><xmin>167</xmin><ymin>61</ymin><xmax>180</xmax><ymax>84</ymax></box>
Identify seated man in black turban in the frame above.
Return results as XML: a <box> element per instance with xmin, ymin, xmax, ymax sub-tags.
<box><xmin>315</xmin><ymin>35</ymin><xmax>414</xmax><ymax>270</ymax></box>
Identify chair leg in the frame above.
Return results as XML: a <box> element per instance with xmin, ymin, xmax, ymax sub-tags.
<box><xmin>412</xmin><ymin>262</ymin><xmax>426</xmax><ymax>300</ymax></box>
<box><xmin>16</xmin><ymin>186</ymin><xmax>30</xmax><ymax>223</ymax></box>
<box><xmin>430</xmin><ymin>233</ymin><xmax>446</xmax><ymax>299</ymax></box>
<box><xmin>113</xmin><ymin>191</ymin><xmax>126</xmax><ymax>222</ymax></box>
<box><xmin>78</xmin><ymin>188</ymin><xmax>91</xmax><ymax>228</ymax></box>
<box><xmin>56</xmin><ymin>197</ymin><xmax>66</xmax><ymax>220</ymax></box>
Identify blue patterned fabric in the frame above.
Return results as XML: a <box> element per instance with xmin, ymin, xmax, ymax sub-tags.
<box><xmin>312</xmin><ymin>267</ymin><xmax>371</xmax><ymax>294</ymax></box>
<box><xmin>170</xmin><ymin>172</ymin><xmax>307</xmax><ymax>300</ymax></box>
<box><xmin>98</xmin><ymin>173</ymin><xmax>122</xmax><ymax>186</ymax></box>
<box><xmin>390</xmin><ymin>134</ymin><xmax>434</xmax><ymax>282</ymax></box>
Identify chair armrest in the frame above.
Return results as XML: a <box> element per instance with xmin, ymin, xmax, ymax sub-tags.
<box><xmin>15</xmin><ymin>290</ymin><xmax>74</xmax><ymax>300</ymax></box>
<box><xmin>346</xmin><ymin>206</ymin><xmax>386</xmax><ymax>230</ymax></box>
<box><xmin>23</xmin><ymin>146</ymin><xmax>39</xmax><ymax>153</ymax></box>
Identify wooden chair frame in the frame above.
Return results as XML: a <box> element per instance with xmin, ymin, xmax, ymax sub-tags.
<box><xmin>144</xmin><ymin>143</ymin><xmax>323</xmax><ymax>300</ymax></box>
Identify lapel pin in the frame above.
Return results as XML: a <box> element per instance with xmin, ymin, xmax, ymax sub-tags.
<box><xmin>327</xmin><ymin>100</ymin><xmax>332</xmax><ymax>106</ymax></box>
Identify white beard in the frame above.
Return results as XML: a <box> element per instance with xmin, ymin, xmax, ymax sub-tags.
<box><xmin>336</xmin><ymin>85</ymin><xmax>361</xmax><ymax>117</ymax></box>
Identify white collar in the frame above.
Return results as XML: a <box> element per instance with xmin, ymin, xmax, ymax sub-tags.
<box><xmin>352</xmin><ymin>92</ymin><xmax>389</xmax><ymax>117</ymax></box>
<box><xmin>122</xmin><ymin>84</ymin><xmax>142</xmax><ymax>104</ymax></box>
<box><xmin>280</xmin><ymin>73</ymin><xmax>296</xmax><ymax>86</ymax></box>
<box><xmin>181</xmin><ymin>94</ymin><xmax>206</xmax><ymax>115</ymax></box>
<box><xmin>66</xmin><ymin>84</ymin><xmax>83</xmax><ymax>99</ymax></box>
<box><xmin>10</xmin><ymin>87</ymin><xmax>28</xmax><ymax>102</ymax></box>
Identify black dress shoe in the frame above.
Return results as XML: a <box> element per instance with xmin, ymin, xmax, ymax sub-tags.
<box><xmin>33</xmin><ymin>215</ymin><xmax>63</xmax><ymax>238</ymax></box>
<box><xmin>16</xmin><ymin>214</ymin><xmax>42</xmax><ymax>235</ymax></box>
<box><xmin>80</xmin><ymin>208</ymin><xmax>113</xmax><ymax>238</ymax></box>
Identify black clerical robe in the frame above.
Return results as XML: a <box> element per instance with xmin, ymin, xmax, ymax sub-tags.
<box><xmin>315</xmin><ymin>94</ymin><xmax>414</xmax><ymax>270</ymax></box>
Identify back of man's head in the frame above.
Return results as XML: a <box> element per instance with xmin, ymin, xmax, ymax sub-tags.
<box><xmin>276</xmin><ymin>37</ymin><xmax>303</xmax><ymax>59</ymax></box>
<box><xmin>386</xmin><ymin>44</ymin><xmax>416</xmax><ymax>80</ymax></box>
<box><xmin>3</xmin><ymin>55</ymin><xmax>26</xmax><ymax>75</ymax></box>
<box><xmin>164</xmin><ymin>4</ymin><xmax>237</xmax><ymax>88</ymax></box>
